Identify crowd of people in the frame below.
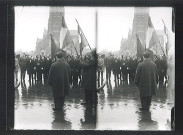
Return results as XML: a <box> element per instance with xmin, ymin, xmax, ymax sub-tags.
<box><xmin>97</xmin><ymin>52</ymin><xmax>168</xmax><ymax>86</ymax></box>
<box><xmin>15</xmin><ymin>53</ymin><xmax>94</xmax><ymax>87</ymax></box>
<box><xmin>15</xmin><ymin>51</ymin><xmax>168</xmax><ymax>88</ymax></box>
<box><xmin>14</xmin><ymin>50</ymin><xmax>168</xmax><ymax>110</ymax></box>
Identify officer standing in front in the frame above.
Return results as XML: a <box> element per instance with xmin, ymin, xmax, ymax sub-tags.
<box><xmin>134</xmin><ymin>51</ymin><xmax>158</xmax><ymax>111</ymax></box>
<box><xmin>48</xmin><ymin>51</ymin><xmax>71</xmax><ymax>111</ymax></box>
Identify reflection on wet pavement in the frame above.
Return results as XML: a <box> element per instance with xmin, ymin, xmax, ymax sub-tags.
<box><xmin>15</xmin><ymin>72</ymin><xmax>173</xmax><ymax>130</ymax></box>
<box><xmin>15</xmin><ymin>73</ymin><xmax>96</xmax><ymax>130</ymax></box>
<box><xmin>96</xmin><ymin>72</ymin><xmax>173</xmax><ymax>130</ymax></box>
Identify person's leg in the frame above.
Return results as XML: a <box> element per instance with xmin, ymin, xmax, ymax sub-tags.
<box><xmin>140</xmin><ymin>97</ymin><xmax>146</xmax><ymax>109</ymax></box>
<box><xmin>23</xmin><ymin>71</ymin><xmax>26</xmax><ymax>81</ymax></box>
<box><xmin>109</xmin><ymin>70</ymin><xmax>111</xmax><ymax>80</ymax></box>
<box><xmin>106</xmin><ymin>68</ymin><xmax>108</xmax><ymax>80</ymax></box>
<box><xmin>88</xmin><ymin>90</ymin><xmax>94</xmax><ymax>105</ymax></box>
<box><xmin>101</xmin><ymin>71</ymin><xmax>103</xmax><ymax>81</ymax></box>
<box><xmin>60</xmin><ymin>96</ymin><xmax>65</xmax><ymax>108</ymax></box>
<box><xmin>54</xmin><ymin>97</ymin><xmax>59</xmax><ymax>109</ymax></box>
<box><xmin>92</xmin><ymin>90</ymin><xmax>97</xmax><ymax>106</ymax></box>
<box><xmin>114</xmin><ymin>73</ymin><xmax>116</xmax><ymax>81</ymax></box>
<box><xmin>54</xmin><ymin>97</ymin><xmax>65</xmax><ymax>110</ymax></box>
<box><xmin>147</xmin><ymin>96</ymin><xmax>152</xmax><ymax>110</ymax></box>
<box><xmin>84</xmin><ymin>89</ymin><xmax>89</xmax><ymax>104</ymax></box>
<box><xmin>141</xmin><ymin>96</ymin><xmax>151</xmax><ymax>110</ymax></box>
<box><xmin>98</xmin><ymin>70</ymin><xmax>100</xmax><ymax>81</ymax></box>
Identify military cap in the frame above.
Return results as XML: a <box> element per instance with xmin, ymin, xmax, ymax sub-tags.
<box><xmin>56</xmin><ymin>51</ymin><xmax>63</xmax><ymax>58</ymax></box>
<box><xmin>143</xmin><ymin>51</ymin><xmax>150</xmax><ymax>58</ymax></box>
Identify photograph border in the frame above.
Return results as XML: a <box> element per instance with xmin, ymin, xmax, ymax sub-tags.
<box><xmin>0</xmin><ymin>0</ymin><xmax>183</xmax><ymax>135</ymax></box>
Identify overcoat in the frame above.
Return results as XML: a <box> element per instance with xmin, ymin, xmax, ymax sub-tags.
<box><xmin>134</xmin><ymin>59</ymin><xmax>158</xmax><ymax>97</ymax></box>
<box><xmin>48</xmin><ymin>59</ymin><xmax>70</xmax><ymax>98</ymax></box>
<box><xmin>81</xmin><ymin>59</ymin><xmax>97</xmax><ymax>91</ymax></box>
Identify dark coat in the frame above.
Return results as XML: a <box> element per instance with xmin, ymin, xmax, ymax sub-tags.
<box><xmin>27</xmin><ymin>59</ymin><xmax>34</xmax><ymax>74</ymax></box>
<box><xmin>112</xmin><ymin>59</ymin><xmax>120</xmax><ymax>74</ymax></box>
<box><xmin>134</xmin><ymin>59</ymin><xmax>158</xmax><ymax>97</ymax></box>
<box><xmin>48</xmin><ymin>59</ymin><xmax>70</xmax><ymax>98</ymax></box>
<box><xmin>81</xmin><ymin>59</ymin><xmax>97</xmax><ymax>91</ymax></box>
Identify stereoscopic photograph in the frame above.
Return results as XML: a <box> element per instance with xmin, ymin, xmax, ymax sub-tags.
<box><xmin>14</xmin><ymin>6</ymin><xmax>175</xmax><ymax>130</ymax></box>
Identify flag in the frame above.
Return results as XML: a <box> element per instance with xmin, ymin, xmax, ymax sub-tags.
<box><xmin>163</xmin><ymin>20</ymin><xmax>172</xmax><ymax>55</ymax></box>
<box><xmin>78</xmin><ymin>24</ymin><xmax>89</xmax><ymax>56</ymax></box>
<box><xmin>146</xmin><ymin>16</ymin><xmax>159</xmax><ymax>49</ymax></box>
<box><xmin>60</xmin><ymin>15</ymin><xmax>73</xmax><ymax>49</ymax></box>
<box><xmin>136</xmin><ymin>34</ymin><xmax>144</xmax><ymax>58</ymax></box>
<box><xmin>50</xmin><ymin>36</ymin><xmax>59</xmax><ymax>59</ymax></box>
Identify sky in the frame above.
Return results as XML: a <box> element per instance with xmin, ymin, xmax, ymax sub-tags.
<box><xmin>15</xmin><ymin>6</ymin><xmax>173</xmax><ymax>52</ymax></box>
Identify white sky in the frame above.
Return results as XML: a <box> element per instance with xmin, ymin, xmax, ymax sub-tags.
<box><xmin>15</xmin><ymin>6</ymin><xmax>173</xmax><ymax>52</ymax></box>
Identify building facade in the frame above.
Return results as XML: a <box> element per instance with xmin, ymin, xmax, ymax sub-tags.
<box><xmin>120</xmin><ymin>7</ymin><xmax>165</xmax><ymax>57</ymax></box>
<box><xmin>35</xmin><ymin>7</ymin><xmax>64</xmax><ymax>56</ymax></box>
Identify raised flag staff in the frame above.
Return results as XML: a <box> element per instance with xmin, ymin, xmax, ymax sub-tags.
<box><xmin>72</xmin><ymin>41</ymin><xmax>80</xmax><ymax>57</ymax></box>
<box><xmin>75</xmin><ymin>19</ymin><xmax>92</xmax><ymax>50</ymax></box>
<box><xmin>158</xmin><ymin>41</ymin><xmax>166</xmax><ymax>56</ymax></box>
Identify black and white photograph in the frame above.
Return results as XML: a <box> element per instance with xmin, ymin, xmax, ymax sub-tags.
<box><xmin>14</xmin><ymin>6</ymin><xmax>175</xmax><ymax>130</ymax></box>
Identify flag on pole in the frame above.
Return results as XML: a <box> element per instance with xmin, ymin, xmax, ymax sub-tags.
<box><xmin>78</xmin><ymin>24</ymin><xmax>88</xmax><ymax>56</ymax></box>
<box><xmin>50</xmin><ymin>35</ymin><xmax>60</xmax><ymax>59</ymax></box>
<box><xmin>76</xmin><ymin>19</ymin><xmax>91</xmax><ymax>51</ymax></box>
<box><xmin>136</xmin><ymin>34</ymin><xmax>144</xmax><ymax>58</ymax></box>
<box><xmin>146</xmin><ymin>16</ymin><xmax>159</xmax><ymax>49</ymax></box>
<box><xmin>163</xmin><ymin>20</ymin><xmax>172</xmax><ymax>55</ymax></box>
<box><xmin>60</xmin><ymin>15</ymin><xmax>74</xmax><ymax>49</ymax></box>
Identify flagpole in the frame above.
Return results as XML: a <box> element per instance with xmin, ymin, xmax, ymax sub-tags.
<box><xmin>72</xmin><ymin>41</ymin><xmax>79</xmax><ymax>57</ymax></box>
<box><xmin>75</xmin><ymin>19</ymin><xmax>92</xmax><ymax>50</ymax></box>
<box><xmin>158</xmin><ymin>41</ymin><xmax>166</xmax><ymax>56</ymax></box>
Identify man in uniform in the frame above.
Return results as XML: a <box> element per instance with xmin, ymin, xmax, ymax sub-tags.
<box><xmin>48</xmin><ymin>51</ymin><xmax>71</xmax><ymax>110</ymax></box>
<box><xmin>134</xmin><ymin>51</ymin><xmax>158</xmax><ymax>111</ymax></box>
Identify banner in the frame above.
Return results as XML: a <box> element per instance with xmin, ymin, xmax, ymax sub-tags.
<box><xmin>136</xmin><ymin>34</ymin><xmax>144</xmax><ymax>58</ymax></box>
<box><xmin>146</xmin><ymin>16</ymin><xmax>159</xmax><ymax>49</ymax></box>
<box><xmin>60</xmin><ymin>15</ymin><xmax>73</xmax><ymax>49</ymax></box>
<box><xmin>51</xmin><ymin>36</ymin><xmax>59</xmax><ymax>59</ymax></box>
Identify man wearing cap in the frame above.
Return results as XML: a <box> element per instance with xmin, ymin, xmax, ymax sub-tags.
<box><xmin>48</xmin><ymin>51</ymin><xmax>71</xmax><ymax>110</ymax></box>
<box><xmin>134</xmin><ymin>51</ymin><xmax>158</xmax><ymax>111</ymax></box>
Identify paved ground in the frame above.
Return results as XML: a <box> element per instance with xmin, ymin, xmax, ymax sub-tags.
<box><xmin>14</xmin><ymin>71</ymin><xmax>173</xmax><ymax>130</ymax></box>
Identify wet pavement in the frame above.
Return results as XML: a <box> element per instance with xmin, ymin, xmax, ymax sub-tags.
<box><xmin>97</xmin><ymin>72</ymin><xmax>173</xmax><ymax>130</ymax></box>
<box><xmin>15</xmin><ymin>72</ymin><xmax>96</xmax><ymax>130</ymax></box>
<box><xmin>14</xmin><ymin>71</ymin><xmax>173</xmax><ymax>130</ymax></box>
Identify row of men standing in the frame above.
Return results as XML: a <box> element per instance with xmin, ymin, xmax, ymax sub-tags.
<box><xmin>16</xmin><ymin>52</ymin><xmax>167</xmax><ymax>87</ymax></box>
<box><xmin>17</xmin><ymin>54</ymin><xmax>89</xmax><ymax>87</ymax></box>
<box><xmin>17</xmin><ymin>54</ymin><xmax>52</xmax><ymax>84</ymax></box>
<box><xmin>97</xmin><ymin>53</ymin><xmax>168</xmax><ymax>85</ymax></box>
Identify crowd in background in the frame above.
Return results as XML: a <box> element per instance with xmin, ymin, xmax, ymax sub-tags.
<box><xmin>15</xmin><ymin>51</ymin><xmax>168</xmax><ymax>88</ymax></box>
<box><xmin>97</xmin><ymin>53</ymin><xmax>168</xmax><ymax>86</ymax></box>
